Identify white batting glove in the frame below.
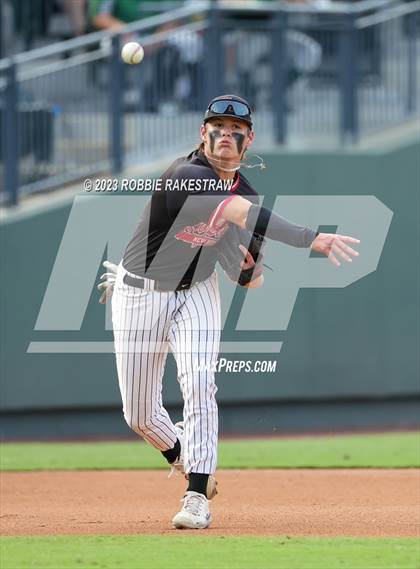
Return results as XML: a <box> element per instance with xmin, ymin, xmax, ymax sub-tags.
<box><xmin>97</xmin><ymin>261</ymin><xmax>118</xmax><ymax>304</ymax></box>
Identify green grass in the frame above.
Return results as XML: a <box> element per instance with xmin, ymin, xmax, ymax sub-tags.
<box><xmin>1</xmin><ymin>536</ymin><xmax>419</xmax><ymax>569</ymax></box>
<box><xmin>1</xmin><ymin>432</ymin><xmax>419</xmax><ymax>471</ymax></box>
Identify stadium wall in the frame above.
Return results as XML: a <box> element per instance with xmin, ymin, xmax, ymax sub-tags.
<box><xmin>1</xmin><ymin>136</ymin><xmax>419</xmax><ymax>438</ymax></box>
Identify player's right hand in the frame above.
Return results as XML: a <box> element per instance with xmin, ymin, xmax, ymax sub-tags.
<box><xmin>97</xmin><ymin>261</ymin><xmax>119</xmax><ymax>304</ymax></box>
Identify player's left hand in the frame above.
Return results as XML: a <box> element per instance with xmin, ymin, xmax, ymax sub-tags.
<box><xmin>238</xmin><ymin>244</ymin><xmax>264</xmax><ymax>288</ymax></box>
<box><xmin>239</xmin><ymin>244</ymin><xmax>256</xmax><ymax>270</ymax></box>
<box><xmin>310</xmin><ymin>233</ymin><xmax>360</xmax><ymax>267</ymax></box>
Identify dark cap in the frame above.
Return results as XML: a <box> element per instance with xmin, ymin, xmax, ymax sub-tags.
<box><xmin>204</xmin><ymin>94</ymin><xmax>253</xmax><ymax>127</ymax></box>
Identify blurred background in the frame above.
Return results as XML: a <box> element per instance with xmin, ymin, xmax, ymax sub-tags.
<box><xmin>0</xmin><ymin>0</ymin><xmax>419</xmax><ymax>439</ymax></box>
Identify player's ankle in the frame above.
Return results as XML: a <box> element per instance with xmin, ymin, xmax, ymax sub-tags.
<box><xmin>161</xmin><ymin>439</ymin><xmax>181</xmax><ymax>464</ymax></box>
<box><xmin>187</xmin><ymin>473</ymin><xmax>209</xmax><ymax>496</ymax></box>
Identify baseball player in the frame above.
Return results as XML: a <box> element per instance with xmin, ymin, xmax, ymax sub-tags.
<box><xmin>101</xmin><ymin>94</ymin><xmax>360</xmax><ymax>529</ymax></box>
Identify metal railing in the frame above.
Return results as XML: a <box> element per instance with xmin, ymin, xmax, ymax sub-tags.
<box><xmin>1</xmin><ymin>0</ymin><xmax>419</xmax><ymax>205</ymax></box>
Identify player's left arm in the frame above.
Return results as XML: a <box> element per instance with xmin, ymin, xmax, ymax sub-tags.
<box><xmin>220</xmin><ymin>195</ymin><xmax>360</xmax><ymax>267</ymax></box>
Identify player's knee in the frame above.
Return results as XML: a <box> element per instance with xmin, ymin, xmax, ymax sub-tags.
<box><xmin>123</xmin><ymin>411</ymin><xmax>151</xmax><ymax>436</ymax></box>
<box><xmin>123</xmin><ymin>411</ymin><xmax>143</xmax><ymax>433</ymax></box>
<box><xmin>135</xmin><ymin>419</ymin><xmax>150</xmax><ymax>435</ymax></box>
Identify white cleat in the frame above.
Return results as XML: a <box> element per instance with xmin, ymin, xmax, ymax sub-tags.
<box><xmin>172</xmin><ymin>491</ymin><xmax>212</xmax><ymax>529</ymax></box>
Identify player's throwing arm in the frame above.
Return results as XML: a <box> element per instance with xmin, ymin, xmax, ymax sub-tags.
<box><xmin>221</xmin><ymin>195</ymin><xmax>360</xmax><ymax>267</ymax></box>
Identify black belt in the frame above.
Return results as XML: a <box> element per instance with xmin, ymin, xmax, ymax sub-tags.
<box><xmin>123</xmin><ymin>273</ymin><xmax>193</xmax><ymax>292</ymax></box>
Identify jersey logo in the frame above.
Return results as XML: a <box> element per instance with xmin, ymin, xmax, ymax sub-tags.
<box><xmin>175</xmin><ymin>221</ymin><xmax>228</xmax><ymax>248</ymax></box>
<box><xmin>174</xmin><ymin>196</ymin><xmax>236</xmax><ymax>248</ymax></box>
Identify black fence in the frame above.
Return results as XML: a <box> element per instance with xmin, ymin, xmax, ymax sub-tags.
<box><xmin>1</xmin><ymin>0</ymin><xmax>419</xmax><ymax>205</ymax></box>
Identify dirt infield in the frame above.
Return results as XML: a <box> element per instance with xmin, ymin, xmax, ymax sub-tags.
<box><xmin>1</xmin><ymin>469</ymin><xmax>419</xmax><ymax>537</ymax></box>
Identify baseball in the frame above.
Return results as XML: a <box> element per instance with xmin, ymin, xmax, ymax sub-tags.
<box><xmin>121</xmin><ymin>42</ymin><xmax>144</xmax><ymax>65</ymax></box>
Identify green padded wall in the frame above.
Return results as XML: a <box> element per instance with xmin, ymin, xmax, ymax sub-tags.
<box><xmin>1</xmin><ymin>136</ymin><xmax>418</xmax><ymax>436</ymax></box>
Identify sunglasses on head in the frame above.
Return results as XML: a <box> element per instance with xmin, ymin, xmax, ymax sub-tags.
<box><xmin>208</xmin><ymin>100</ymin><xmax>251</xmax><ymax>117</ymax></box>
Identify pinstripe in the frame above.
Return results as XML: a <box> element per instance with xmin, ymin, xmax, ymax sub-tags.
<box><xmin>145</xmin><ymin>290</ymin><xmax>176</xmax><ymax>448</ymax></box>
<box><xmin>145</xmin><ymin>294</ymin><xmax>154</xmax><ymax>437</ymax></box>
<box><xmin>133</xmin><ymin>288</ymin><xmax>162</xmax><ymax>447</ymax></box>
<box><xmin>169</xmin><ymin>291</ymin><xmax>195</xmax><ymax>467</ymax></box>
<box><xmin>136</xmin><ymin>292</ymin><xmax>164</xmax><ymax>448</ymax></box>
<box><xmin>182</xmin><ymin>298</ymin><xmax>197</xmax><ymax>471</ymax></box>
<box><xmin>132</xmin><ymin>287</ymin><xmax>142</xmax><ymax>437</ymax></box>
<box><xmin>117</xmin><ymin>280</ymin><xmax>126</xmax><ymax>413</ymax></box>
<box><xmin>149</xmin><ymin>293</ymin><xmax>175</xmax><ymax>444</ymax></box>
<box><xmin>189</xmin><ymin>291</ymin><xmax>204</xmax><ymax>470</ymax></box>
<box><xmin>204</xmin><ymin>274</ymin><xmax>221</xmax><ymax>471</ymax></box>
<box><xmin>196</xmin><ymin>276</ymin><xmax>220</xmax><ymax>472</ymax></box>
<box><xmin>195</xmin><ymin>285</ymin><xmax>210</xmax><ymax>471</ymax></box>
<box><xmin>171</xmin><ymin>294</ymin><xmax>189</xmax><ymax>460</ymax></box>
<box><xmin>189</xmin><ymin>296</ymin><xmax>198</xmax><ymax>471</ymax></box>
<box><xmin>202</xmin><ymin>278</ymin><xmax>216</xmax><ymax>472</ymax></box>
<box><xmin>151</xmin><ymin>295</ymin><xmax>176</xmax><ymax>445</ymax></box>
<box><xmin>121</xmin><ymin>281</ymin><xmax>131</xmax><ymax>418</ymax></box>
<box><xmin>149</xmin><ymin>293</ymin><xmax>162</xmax><ymax>432</ymax></box>
<box><xmin>129</xmin><ymin>286</ymin><xmax>139</xmax><ymax>438</ymax></box>
<box><xmin>139</xmin><ymin>288</ymin><xmax>148</xmax><ymax>440</ymax></box>
<box><xmin>138</xmin><ymin>291</ymin><xmax>164</xmax><ymax>446</ymax></box>
<box><xmin>154</xmin><ymin>293</ymin><xmax>174</xmax><ymax>439</ymax></box>
<box><xmin>142</xmin><ymin>292</ymin><xmax>172</xmax><ymax>448</ymax></box>
<box><xmin>114</xmin><ymin>275</ymin><xmax>133</xmax><ymax>424</ymax></box>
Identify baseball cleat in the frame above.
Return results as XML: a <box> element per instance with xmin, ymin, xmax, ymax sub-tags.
<box><xmin>172</xmin><ymin>491</ymin><xmax>212</xmax><ymax>529</ymax></box>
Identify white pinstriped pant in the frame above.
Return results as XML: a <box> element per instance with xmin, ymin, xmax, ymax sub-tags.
<box><xmin>111</xmin><ymin>263</ymin><xmax>221</xmax><ymax>475</ymax></box>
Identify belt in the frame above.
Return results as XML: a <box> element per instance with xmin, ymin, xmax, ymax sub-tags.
<box><xmin>123</xmin><ymin>273</ymin><xmax>193</xmax><ymax>292</ymax></box>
